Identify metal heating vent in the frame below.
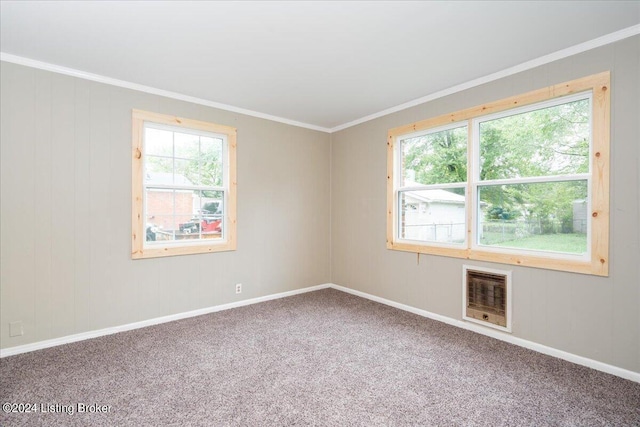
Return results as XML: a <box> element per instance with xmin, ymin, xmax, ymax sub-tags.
<box><xmin>463</xmin><ymin>266</ymin><xmax>512</xmax><ymax>332</ymax></box>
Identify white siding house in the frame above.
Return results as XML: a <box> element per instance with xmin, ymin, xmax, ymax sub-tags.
<box><xmin>401</xmin><ymin>189</ymin><xmax>467</xmax><ymax>243</ymax></box>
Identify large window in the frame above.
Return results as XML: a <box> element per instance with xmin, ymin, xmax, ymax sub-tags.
<box><xmin>132</xmin><ymin>110</ymin><xmax>237</xmax><ymax>259</ymax></box>
<box><xmin>387</xmin><ymin>72</ymin><xmax>610</xmax><ymax>276</ymax></box>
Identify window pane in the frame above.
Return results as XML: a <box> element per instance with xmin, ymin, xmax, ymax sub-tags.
<box><xmin>146</xmin><ymin>188</ymin><xmax>175</xmax><ymax>216</ymax></box>
<box><xmin>145</xmin><ymin>187</ymin><xmax>195</xmax><ymax>241</ymax></box>
<box><xmin>144</xmin><ymin>190</ymin><xmax>225</xmax><ymax>242</ymax></box>
<box><xmin>145</xmin><ymin>156</ymin><xmax>173</xmax><ymax>183</ymax></box>
<box><xmin>174</xmin><ymin>158</ymin><xmax>198</xmax><ymax>185</ymax></box>
<box><xmin>174</xmin><ymin>132</ymin><xmax>199</xmax><ymax>159</ymax></box>
<box><xmin>145</xmin><ymin>128</ymin><xmax>173</xmax><ymax>157</ymax></box>
<box><xmin>401</xmin><ymin>125</ymin><xmax>467</xmax><ymax>186</ymax></box>
<box><xmin>478</xmin><ymin>180</ymin><xmax>588</xmax><ymax>254</ymax></box>
<box><xmin>479</xmin><ymin>98</ymin><xmax>590</xmax><ymax>180</ymax></box>
<box><xmin>200</xmin><ymin>137</ymin><xmax>223</xmax><ymax>186</ymax></box>
<box><xmin>399</xmin><ymin>188</ymin><xmax>466</xmax><ymax>244</ymax></box>
<box><xmin>192</xmin><ymin>190</ymin><xmax>224</xmax><ymax>240</ymax></box>
<box><xmin>174</xmin><ymin>189</ymin><xmax>196</xmax><ymax>236</ymax></box>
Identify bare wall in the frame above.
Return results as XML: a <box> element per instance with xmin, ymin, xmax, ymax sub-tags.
<box><xmin>0</xmin><ymin>61</ymin><xmax>331</xmax><ymax>349</ymax></box>
<box><xmin>331</xmin><ymin>36</ymin><xmax>640</xmax><ymax>373</ymax></box>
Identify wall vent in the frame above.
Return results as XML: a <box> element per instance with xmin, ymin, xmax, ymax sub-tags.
<box><xmin>463</xmin><ymin>265</ymin><xmax>512</xmax><ymax>332</ymax></box>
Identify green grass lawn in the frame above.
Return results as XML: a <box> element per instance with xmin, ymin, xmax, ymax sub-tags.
<box><xmin>481</xmin><ymin>233</ymin><xmax>587</xmax><ymax>254</ymax></box>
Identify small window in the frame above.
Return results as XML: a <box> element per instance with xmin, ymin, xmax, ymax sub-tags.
<box><xmin>132</xmin><ymin>110</ymin><xmax>237</xmax><ymax>259</ymax></box>
<box><xmin>387</xmin><ymin>72</ymin><xmax>610</xmax><ymax>276</ymax></box>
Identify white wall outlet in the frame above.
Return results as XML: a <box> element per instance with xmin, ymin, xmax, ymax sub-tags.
<box><xmin>9</xmin><ymin>321</ymin><xmax>23</xmax><ymax>337</ymax></box>
<box><xmin>235</xmin><ymin>283</ymin><xmax>242</xmax><ymax>294</ymax></box>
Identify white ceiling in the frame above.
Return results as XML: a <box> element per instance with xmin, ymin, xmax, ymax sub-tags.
<box><xmin>1</xmin><ymin>1</ymin><xmax>639</xmax><ymax>132</ymax></box>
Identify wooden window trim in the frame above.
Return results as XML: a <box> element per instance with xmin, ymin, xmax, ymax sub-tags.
<box><xmin>387</xmin><ymin>72</ymin><xmax>610</xmax><ymax>276</ymax></box>
<box><xmin>132</xmin><ymin>109</ymin><xmax>237</xmax><ymax>259</ymax></box>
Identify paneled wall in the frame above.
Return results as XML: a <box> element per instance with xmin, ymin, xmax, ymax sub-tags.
<box><xmin>331</xmin><ymin>36</ymin><xmax>640</xmax><ymax>373</ymax></box>
<box><xmin>0</xmin><ymin>61</ymin><xmax>331</xmax><ymax>348</ymax></box>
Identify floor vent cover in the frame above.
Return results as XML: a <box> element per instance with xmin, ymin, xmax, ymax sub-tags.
<box><xmin>463</xmin><ymin>265</ymin><xmax>512</xmax><ymax>332</ymax></box>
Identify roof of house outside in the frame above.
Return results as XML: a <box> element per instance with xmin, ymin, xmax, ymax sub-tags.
<box><xmin>405</xmin><ymin>188</ymin><xmax>465</xmax><ymax>205</ymax></box>
<box><xmin>145</xmin><ymin>172</ymin><xmax>193</xmax><ymax>186</ymax></box>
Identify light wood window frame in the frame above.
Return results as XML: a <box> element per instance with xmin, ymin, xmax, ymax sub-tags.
<box><xmin>132</xmin><ymin>109</ymin><xmax>237</xmax><ymax>259</ymax></box>
<box><xmin>387</xmin><ymin>72</ymin><xmax>610</xmax><ymax>276</ymax></box>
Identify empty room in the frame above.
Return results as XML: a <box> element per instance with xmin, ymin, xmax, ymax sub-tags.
<box><xmin>1</xmin><ymin>1</ymin><xmax>639</xmax><ymax>426</ymax></box>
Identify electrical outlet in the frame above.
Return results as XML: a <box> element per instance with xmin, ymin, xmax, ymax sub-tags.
<box><xmin>9</xmin><ymin>321</ymin><xmax>23</xmax><ymax>337</ymax></box>
<box><xmin>235</xmin><ymin>283</ymin><xmax>242</xmax><ymax>294</ymax></box>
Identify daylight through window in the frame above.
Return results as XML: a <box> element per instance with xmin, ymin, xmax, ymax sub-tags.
<box><xmin>132</xmin><ymin>110</ymin><xmax>237</xmax><ymax>259</ymax></box>
<box><xmin>387</xmin><ymin>72</ymin><xmax>610</xmax><ymax>276</ymax></box>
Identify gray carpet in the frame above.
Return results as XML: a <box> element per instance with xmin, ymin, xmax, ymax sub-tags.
<box><xmin>1</xmin><ymin>288</ymin><xmax>639</xmax><ymax>426</ymax></box>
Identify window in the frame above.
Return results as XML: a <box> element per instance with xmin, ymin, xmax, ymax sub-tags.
<box><xmin>132</xmin><ymin>110</ymin><xmax>237</xmax><ymax>259</ymax></box>
<box><xmin>397</xmin><ymin>123</ymin><xmax>468</xmax><ymax>245</ymax></box>
<box><xmin>387</xmin><ymin>72</ymin><xmax>610</xmax><ymax>276</ymax></box>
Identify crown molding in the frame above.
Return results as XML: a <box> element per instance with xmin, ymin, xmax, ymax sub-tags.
<box><xmin>330</xmin><ymin>24</ymin><xmax>640</xmax><ymax>132</ymax></box>
<box><xmin>0</xmin><ymin>52</ymin><xmax>332</xmax><ymax>133</ymax></box>
<box><xmin>2</xmin><ymin>24</ymin><xmax>638</xmax><ymax>134</ymax></box>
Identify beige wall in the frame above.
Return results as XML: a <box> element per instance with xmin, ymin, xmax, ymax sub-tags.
<box><xmin>331</xmin><ymin>36</ymin><xmax>640</xmax><ymax>373</ymax></box>
<box><xmin>0</xmin><ymin>61</ymin><xmax>331</xmax><ymax>348</ymax></box>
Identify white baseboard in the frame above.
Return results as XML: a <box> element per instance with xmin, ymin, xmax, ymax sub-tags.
<box><xmin>2</xmin><ymin>281</ymin><xmax>638</xmax><ymax>384</ymax></box>
<box><xmin>0</xmin><ymin>283</ymin><xmax>331</xmax><ymax>358</ymax></box>
<box><xmin>329</xmin><ymin>283</ymin><xmax>640</xmax><ymax>383</ymax></box>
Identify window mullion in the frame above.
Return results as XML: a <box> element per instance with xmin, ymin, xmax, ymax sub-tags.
<box><xmin>479</xmin><ymin>174</ymin><xmax>591</xmax><ymax>186</ymax></box>
<box><xmin>145</xmin><ymin>184</ymin><xmax>224</xmax><ymax>192</ymax></box>
<box><xmin>468</xmin><ymin>118</ymin><xmax>475</xmax><ymax>249</ymax></box>
<box><xmin>171</xmin><ymin>131</ymin><xmax>176</xmax><ymax>241</ymax></box>
<box><xmin>398</xmin><ymin>183</ymin><xmax>466</xmax><ymax>192</ymax></box>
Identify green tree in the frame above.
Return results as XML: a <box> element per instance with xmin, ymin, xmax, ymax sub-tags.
<box><xmin>404</xmin><ymin>98</ymin><xmax>590</xmax><ymax>231</ymax></box>
<box><xmin>479</xmin><ymin>99</ymin><xmax>589</xmax><ymax>224</ymax></box>
<box><xmin>147</xmin><ymin>134</ymin><xmax>223</xmax><ymax>198</ymax></box>
<box><xmin>402</xmin><ymin>125</ymin><xmax>467</xmax><ymax>194</ymax></box>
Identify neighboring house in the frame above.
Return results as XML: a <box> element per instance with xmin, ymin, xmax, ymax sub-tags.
<box><xmin>145</xmin><ymin>172</ymin><xmax>223</xmax><ymax>236</ymax></box>
<box><xmin>401</xmin><ymin>188</ymin><xmax>467</xmax><ymax>243</ymax></box>
<box><xmin>145</xmin><ymin>172</ymin><xmax>194</xmax><ymax>232</ymax></box>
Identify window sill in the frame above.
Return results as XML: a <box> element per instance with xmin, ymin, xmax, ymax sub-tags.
<box><xmin>386</xmin><ymin>241</ymin><xmax>607</xmax><ymax>276</ymax></box>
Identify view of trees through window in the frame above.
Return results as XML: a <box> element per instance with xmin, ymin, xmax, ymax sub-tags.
<box><xmin>399</xmin><ymin>96</ymin><xmax>591</xmax><ymax>254</ymax></box>
<box><xmin>402</xmin><ymin>125</ymin><xmax>467</xmax><ymax>188</ymax></box>
<box><xmin>400</xmin><ymin>125</ymin><xmax>467</xmax><ymax>244</ymax></box>
<box><xmin>477</xmin><ymin>98</ymin><xmax>590</xmax><ymax>254</ymax></box>
<box><xmin>145</xmin><ymin>127</ymin><xmax>223</xmax><ymax>189</ymax></box>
